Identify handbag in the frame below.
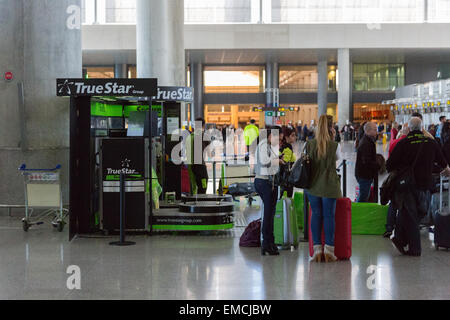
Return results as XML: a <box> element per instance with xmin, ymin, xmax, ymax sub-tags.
<box><xmin>274</xmin><ymin>163</ymin><xmax>290</xmax><ymax>187</ymax></box>
<box><xmin>288</xmin><ymin>143</ymin><xmax>312</xmax><ymax>189</ymax></box>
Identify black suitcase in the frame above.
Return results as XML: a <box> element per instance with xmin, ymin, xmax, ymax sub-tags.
<box><xmin>433</xmin><ymin>176</ymin><xmax>450</xmax><ymax>250</ymax></box>
<box><xmin>227</xmin><ymin>182</ymin><xmax>255</xmax><ymax>196</ymax></box>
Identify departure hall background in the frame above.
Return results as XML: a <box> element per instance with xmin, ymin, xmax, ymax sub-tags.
<box><xmin>1</xmin><ymin>0</ymin><xmax>450</xmax><ymax>303</ymax></box>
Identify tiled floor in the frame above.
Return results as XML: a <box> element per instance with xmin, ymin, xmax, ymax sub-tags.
<box><xmin>1</xmin><ymin>141</ymin><xmax>449</xmax><ymax>300</ymax></box>
<box><xmin>1</xmin><ymin>216</ymin><xmax>449</xmax><ymax>300</ymax></box>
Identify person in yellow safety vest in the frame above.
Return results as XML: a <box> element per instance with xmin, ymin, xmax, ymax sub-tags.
<box><xmin>244</xmin><ymin>119</ymin><xmax>259</xmax><ymax>153</ymax></box>
<box><xmin>188</xmin><ymin>117</ymin><xmax>209</xmax><ymax>194</ymax></box>
<box><xmin>279</xmin><ymin>127</ymin><xmax>297</xmax><ymax>198</ymax></box>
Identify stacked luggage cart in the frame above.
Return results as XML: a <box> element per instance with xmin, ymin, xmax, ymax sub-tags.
<box><xmin>18</xmin><ymin>164</ymin><xmax>68</xmax><ymax>232</ymax></box>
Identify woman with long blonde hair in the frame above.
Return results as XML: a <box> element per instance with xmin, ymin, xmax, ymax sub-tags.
<box><xmin>305</xmin><ymin>115</ymin><xmax>342</xmax><ymax>262</ymax></box>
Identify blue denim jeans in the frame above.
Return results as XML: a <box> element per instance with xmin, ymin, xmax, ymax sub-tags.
<box><xmin>307</xmin><ymin>192</ymin><xmax>337</xmax><ymax>246</ymax></box>
<box><xmin>357</xmin><ymin>178</ymin><xmax>373</xmax><ymax>203</ymax></box>
<box><xmin>254</xmin><ymin>178</ymin><xmax>278</xmax><ymax>248</ymax></box>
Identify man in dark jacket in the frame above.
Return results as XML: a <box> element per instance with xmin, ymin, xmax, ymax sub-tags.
<box><xmin>387</xmin><ymin>117</ymin><xmax>450</xmax><ymax>256</ymax></box>
<box><xmin>355</xmin><ymin>122</ymin><xmax>379</xmax><ymax>202</ymax></box>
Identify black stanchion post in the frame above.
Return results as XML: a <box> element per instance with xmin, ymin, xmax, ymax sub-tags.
<box><xmin>343</xmin><ymin>159</ymin><xmax>347</xmax><ymax>198</ymax></box>
<box><xmin>212</xmin><ymin>161</ymin><xmax>216</xmax><ymax>195</ymax></box>
<box><xmin>110</xmin><ymin>173</ymin><xmax>136</xmax><ymax>246</ymax></box>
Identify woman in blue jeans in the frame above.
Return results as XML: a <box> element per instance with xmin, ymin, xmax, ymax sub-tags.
<box><xmin>305</xmin><ymin>115</ymin><xmax>342</xmax><ymax>262</ymax></box>
<box><xmin>254</xmin><ymin>126</ymin><xmax>284</xmax><ymax>256</ymax></box>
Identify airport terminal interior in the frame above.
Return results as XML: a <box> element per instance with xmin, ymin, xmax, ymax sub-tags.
<box><xmin>1</xmin><ymin>0</ymin><xmax>450</xmax><ymax>301</ymax></box>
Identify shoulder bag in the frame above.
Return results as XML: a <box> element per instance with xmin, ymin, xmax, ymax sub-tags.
<box><xmin>288</xmin><ymin>142</ymin><xmax>312</xmax><ymax>189</ymax></box>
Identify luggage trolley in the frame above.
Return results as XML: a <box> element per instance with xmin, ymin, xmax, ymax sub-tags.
<box><xmin>18</xmin><ymin>164</ymin><xmax>68</xmax><ymax>232</ymax></box>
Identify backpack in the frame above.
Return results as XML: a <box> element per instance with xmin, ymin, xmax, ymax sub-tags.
<box><xmin>239</xmin><ymin>219</ymin><xmax>261</xmax><ymax>247</ymax></box>
<box><xmin>380</xmin><ymin>142</ymin><xmax>424</xmax><ymax>205</ymax></box>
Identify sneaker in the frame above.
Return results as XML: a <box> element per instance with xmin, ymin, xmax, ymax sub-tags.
<box><xmin>383</xmin><ymin>231</ymin><xmax>393</xmax><ymax>238</ymax></box>
<box><xmin>391</xmin><ymin>237</ymin><xmax>407</xmax><ymax>255</ymax></box>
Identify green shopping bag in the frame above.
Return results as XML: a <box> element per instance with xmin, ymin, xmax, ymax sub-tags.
<box><xmin>351</xmin><ymin>202</ymin><xmax>388</xmax><ymax>235</ymax></box>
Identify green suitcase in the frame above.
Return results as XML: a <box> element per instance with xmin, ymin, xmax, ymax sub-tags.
<box><xmin>293</xmin><ymin>192</ymin><xmax>304</xmax><ymax>230</ymax></box>
<box><xmin>351</xmin><ymin>202</ymin><xmax>388</xmax><ymax>235</ymax></box>
<box><xmin>274</xmin><ymin>197</ymin><xmax>299</xmax><ymax>249</ymax></box>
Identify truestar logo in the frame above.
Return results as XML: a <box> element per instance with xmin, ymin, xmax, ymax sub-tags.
<box><xmin>106</xmin><ymin>158</ymin><xmax>136</xmax><ymax>175</ymax></box>
<box><xmin>72</xmin><ymin>82</ymin><xmax>136</xmax><ymax>95</ymax></box>
<box><xmin>58</xmin><ymin>79</ymin><xmax>75</xmax><ymax>95</ymax></box>
<box><xmin>154</xmin><ymin>87</ymin><xmax>193</xmax><ymax>102</ymax></box>
<box><xmin>106</xmin><ymin>168</ymin><xmax>137</xmax><ymax>175</ymax></box>
<box><xmin>121</xmin><ymin>158</ymin><xmax>131</xmax><ymax>168</ymax></box>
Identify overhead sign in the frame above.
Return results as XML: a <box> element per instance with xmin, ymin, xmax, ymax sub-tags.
<box><xmin>4</xmin><ymin>71</ymin><xmax>13</xmax><ymax>82</ymax></box>
<box><xmin>56</xmin><ymin>78</ymin><xmax>157</xmax><ymax>97</ymax></box>
<box><xmin>152</xmin><ymin>87</ymin><xmax>193</xmax><ymax>102</ymax></box>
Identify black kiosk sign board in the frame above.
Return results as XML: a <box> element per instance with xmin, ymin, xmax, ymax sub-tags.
<box><xmin>58</xmin><ymin>78</ymin><xmax>158</xmax><ymax>240</ymax></box>
<box><xmin>57</xmin><ymin>78</ymin><xmax>157</xmax><ymax>97</ymax></box>
<box><xmin>100</xmin><ymin>138</ymin><xmax>149</xmax><ymax>231</ymax></box>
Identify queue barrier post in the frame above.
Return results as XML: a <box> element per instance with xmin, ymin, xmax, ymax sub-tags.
<box><xmin>110</xmin><ymin>173</ymin><xmax>136</xmax><ymax>246</ymax></box>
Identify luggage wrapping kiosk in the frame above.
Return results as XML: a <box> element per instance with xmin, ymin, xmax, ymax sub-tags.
<box><xmin>57</xmin><ymin>79</ymin><xmax>232</xmax><ymax>239</ymax></box>
<box><xmin>57</xmin><ymin>78</ymin><xmax>158</xmax><ymax>240</ymax></box>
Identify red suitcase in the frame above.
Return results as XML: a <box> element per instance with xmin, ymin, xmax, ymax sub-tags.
<box><xmin>181</xmin><ymin>165</ymin><xmax>191</xmax><ymax>193</ymax></box>
<box><xmin>308</xmin><ymin>197</ymin><xmax>352</xmax><ymax>260</ymax></box>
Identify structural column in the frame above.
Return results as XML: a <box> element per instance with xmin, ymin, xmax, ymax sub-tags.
<box><xmin>190</xmin><ymin>62</ymin><xmax>204</xmax><ymax>120</ymax></box>
<box><xmin>136</xmin><ymin>0</ymin><xmax>185</xmax><ymax>86</ymax></box>
<box><xmin>265</xmin><ymin>61</ymin><xmax>279</xmax><ymax>126</ymax></box>
<box><xmin>317</xmin><ymin>60</ymin><xmax>328</xmax><ymax>117</ymax></box>
<box><xmin>114</xmin><ymin>63</ymin><xmax>128</xmax><ymax>78</ymax></box>
<box><xmin>0</xmin><ymin>0</ymin><xmax>82</xmax><ymax>207</ymax></box>
<box><xmin>265</xmin><ymin>61</ymin><xmax>279</xmax><ymax>106</ymax></box>
<box><xmin>337</xmin><ymin>48</ymin><xmax>352</xmax><ymax>128</ymax></box>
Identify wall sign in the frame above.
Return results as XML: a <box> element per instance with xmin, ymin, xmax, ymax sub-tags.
<box><xmin>152</xmin><ymin>87</ymin><xmax>194</xmax><ymax>102</ymax></box>
<box><xmin>57</xmin><ymin>78</ymin><xmax>157</xmax><ymax>97</ymax></box>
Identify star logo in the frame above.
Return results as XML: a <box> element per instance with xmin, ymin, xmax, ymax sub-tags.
<box><xmin>58</xmin><ymin>79</ymin><xmax>74</xmax><ymax>95</ymax></box>
<box><xmin>121</xmin><ymin>158</ymin><xmax>131</xmax><ymax>168</ymax></box>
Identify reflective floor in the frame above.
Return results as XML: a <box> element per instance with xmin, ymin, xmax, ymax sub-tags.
<box><xmin>1</xmin><ymin>216</ymin><xmax>449</xmax><ymax>300</ymax></box>
<box><xmin>1</xmin><ymin>141</ymin><xmax>449</xmax><ymax>300</ymax></box>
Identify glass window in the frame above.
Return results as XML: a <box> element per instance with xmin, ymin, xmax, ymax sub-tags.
<box><xmin>204</xmin><ymin>104</ymin><xmax>262</xmax><ymax>128</ymax></box>
<box><xmin>353</xmin><ymin>103</ymin><xmax>394</xmax><ymax>122</ymax></box>
<box><xmin>185</xmin><ymin>0</ymin><xmax>253</xmax><ymax>24</ymax></box>
<box><xmin>204</xmin><ymin>66</ymin><xmax>265</xmax><ymax>93</ymax></box>
<box><xmin>81</xmin><ymin>0</ymin><xmax>86</xmax><ymax>23</ymax></box>
<box><xmin>128</xmin><ymin>65</ymin><xmax>137</xmax><ymax>78</ymax></box>
<box><xmin>105</xmin><ymin>0</ymin><xmax>136</xmax><ymax>23</ymax></box>
<box><xmin>85</xmin><ymin>67</ymin><xmax>115</xmax><ymax>79</ymax></box>
<box><xmin>279</xmin><ymin>66</ymin><xmax>318</xmax><ymax>92</ymax></box>
<box><xmin>428</xmin><ymin>0</ymin><xmax>450</xmax><ymax>22</ymax></box>
<box><xmin>271</xmin><ymin>0</ymin><xmax>425</xmax><ymax>23</ymax></box>
<box><xmin>353</xmin><ymin>64</ymin><xmax>404</xmax><ymax>91</ymax></box>
<box><xmin>328</xmin><ymin>65</ymin><xmax>337</xmax><ymax>91</ymax></box>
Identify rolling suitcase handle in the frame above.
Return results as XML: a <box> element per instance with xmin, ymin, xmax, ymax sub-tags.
<box><xmin>439</xmin><ymin>175</ymin><xmax>450</xmax><ymax>214</ymax></box>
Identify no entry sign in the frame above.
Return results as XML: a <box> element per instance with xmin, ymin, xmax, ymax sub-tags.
<box><xmin>4</xmin><ymin>71</ymin><xmax>13</xmax><ymax>82</ymax></box>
